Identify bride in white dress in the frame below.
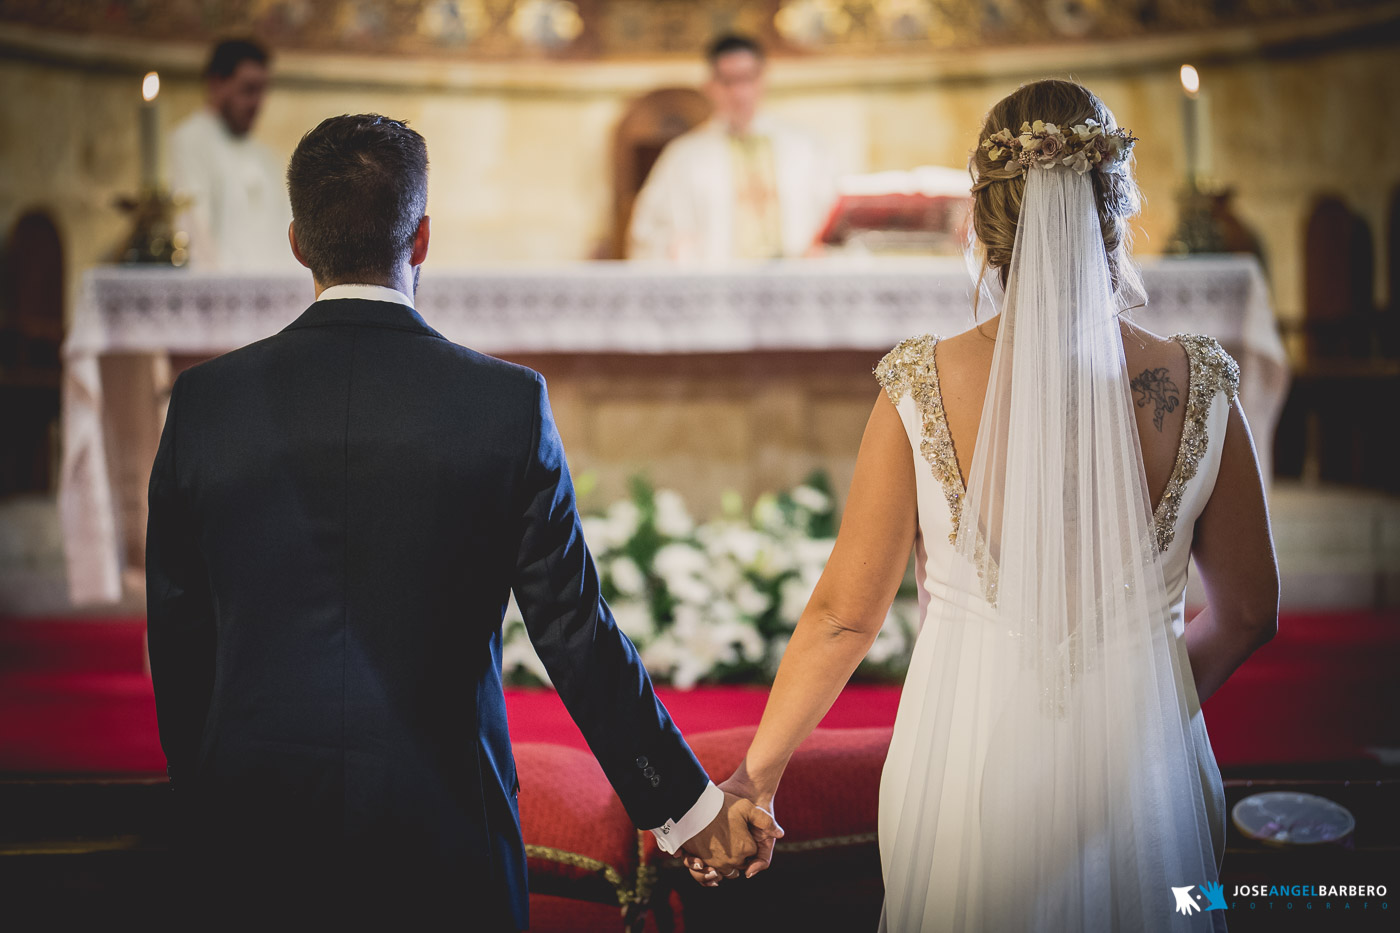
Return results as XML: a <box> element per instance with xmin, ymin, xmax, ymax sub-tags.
<box><xmin>691</xmin><ymin>80</ymin><xmax>1279</xmax><ymax>931</ymax></box>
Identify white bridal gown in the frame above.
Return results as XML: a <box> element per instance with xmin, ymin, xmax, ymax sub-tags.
<box><xmin>874</xmin><ymin>331</ymin><xmax>1238</xmax><ymax>932</ymax></box>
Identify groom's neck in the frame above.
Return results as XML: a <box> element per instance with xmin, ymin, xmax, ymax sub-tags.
<box><xmin>313</xmin><ymin>269</ymin><xmax>413</xmax><ymax>300</ymax></box>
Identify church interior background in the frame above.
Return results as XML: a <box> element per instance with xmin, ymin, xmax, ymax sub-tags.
<box><xmin>0</xmin><ymin>1</ymin><xmax>1397</xmax><ymax>929</ymax></box>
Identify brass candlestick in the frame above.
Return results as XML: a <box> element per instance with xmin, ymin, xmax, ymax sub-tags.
<box><xmin>118</xmin><ymin>69</ymin><xmax>188</xmax><ymax>266</ymax></box>
<box><xmin>115</xmin><ymin>188</ymin><xmax>188</xmax><ymax>266</ymax></box>
<box><xmin>1166</xmin><ymin>181</ymin><xmax>1226</xmax><ymax>255</ymax></box>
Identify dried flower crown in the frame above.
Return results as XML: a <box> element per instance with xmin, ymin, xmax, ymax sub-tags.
<box><xmin>980</xmin><ymin>118</ymin><xmax>1139</xmax><ymax>176</ymax></box>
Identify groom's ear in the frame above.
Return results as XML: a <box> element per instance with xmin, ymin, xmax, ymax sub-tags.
<box><xmin>409</xmin><ymin>215</ymin><xmax>430</xmax><ymax>267</ymax></box>
<box><xmin>288</xmin><ymin>222</ymin><xmax>311</xmax><ymax>270</ymax></box>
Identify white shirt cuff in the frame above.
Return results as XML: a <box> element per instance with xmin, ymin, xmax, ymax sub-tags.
<box><xmin>649</xmin><ymin>781</ymin><xmax>724</xmax><ymax>855</ymax></box>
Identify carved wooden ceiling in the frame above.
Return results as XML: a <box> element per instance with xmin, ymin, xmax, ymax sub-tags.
<box><xmin>0</xmin><ymin>0</ymin><xmax>1390</xmax><ymax>60</ymax></box>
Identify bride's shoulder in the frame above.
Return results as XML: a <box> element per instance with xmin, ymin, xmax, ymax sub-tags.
<box><xmin>1124</xmin><ymin>326</ymin><xmax>1240</xmax><ymax>402</ymax></box>
<box><xmin>874</xmin><ymin>333</ymin><xmax>941</xmax><ymax>404</ymax></box>
<box><xmin>1172</xmin><ymin>333</ymin><xmax>1241</xmax><ymax>402</ymax></box>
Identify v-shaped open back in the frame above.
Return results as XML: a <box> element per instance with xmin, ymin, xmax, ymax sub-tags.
<box><xmin>875</xmin><ymin>331</ymin><xmax>1240</xmax><ymax>557</ymax></box>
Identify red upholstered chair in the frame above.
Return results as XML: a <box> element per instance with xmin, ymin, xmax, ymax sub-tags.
<box><xmin>514</xmin><ymin>742</ymin><xmax>651</xmax><ymax>931</ymax></box>
<box><xmin>682</xmin><ymin>725</ymin><xmax>889</xmax><ymax>843</ymax></box>
<box><xmin>516</xmin><ymin>727</ymin><xmax>893</xmax><ymax>933</ymax></box>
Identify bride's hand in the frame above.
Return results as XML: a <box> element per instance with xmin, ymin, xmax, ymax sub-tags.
<box><xmin>700</xmin><ymin>761</ymin><xmax>781</xmax><ymax>880</ymax></box>
<box><xmin>683</xmin><ymin>854</ymin><xmax>722</xmax><ymax>887</ymax></box>
<box><xmin>720</xmin><ymin>779</ymin><xmax>779</xmax><ymax>878</ymax></box>
<box><xmin>682</xmin><ymin>777</ymin><xmax>782</xmax><ymax>886</ymax></box>
<box><xmin>683</xmin><ymin>762</ymin><xmax>782</xmax><ymax>885</ymax></box>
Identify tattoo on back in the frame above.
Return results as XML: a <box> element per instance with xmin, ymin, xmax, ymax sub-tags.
<box><xmin>1131</xmin><ymin>367</ymin><xmax>1181</xmax><ymax>431</ymax></box>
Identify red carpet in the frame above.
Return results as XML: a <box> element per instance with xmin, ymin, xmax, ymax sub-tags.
<box><xmin>1</xmin><ymin>612</ymin><xmax>1396</xmax><ymax>774</ymax></box>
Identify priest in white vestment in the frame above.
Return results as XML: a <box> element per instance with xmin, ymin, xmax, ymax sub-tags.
<box><xmin>168</xmin><ymin>39</ymin><xmax>293</xmax><ymax>271</ymax></box>
<box><xmin>628</xmin><ymin>35</ymin><xmax>837</xmax><ymax>263</ymax></box>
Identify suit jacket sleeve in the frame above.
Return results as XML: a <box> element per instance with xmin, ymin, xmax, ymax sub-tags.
<box><xmin>146</xmin><ymin>373</ymin><xmax>217</xmax><ymax>784</ymax></box>
<box><xmin>511</xmin><ymin>374</ymin><xmax>711</xmax><ymax>830</ymax></box>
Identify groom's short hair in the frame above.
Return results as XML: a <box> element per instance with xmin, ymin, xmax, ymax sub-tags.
<box><xmin>287</xmin><ymin>114</ymin><xmax>428</xmax><ymax>285</ymax></box>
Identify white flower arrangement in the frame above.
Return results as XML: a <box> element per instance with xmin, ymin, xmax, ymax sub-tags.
<box><xmin>502</xmin><ymin>474</ymin><xmax>919</xmax><ymax>690</ymax></box>
<box><xmin>981</xmin><ymin>118</ymin><xmax>1138</xmax><ymax>176</ymax></box>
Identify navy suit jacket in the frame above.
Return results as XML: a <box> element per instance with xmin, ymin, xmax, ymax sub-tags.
<box><xmin>146</xmin><ymin>296</ymin><xmax>709</xmax><ymax>928</ymax></box>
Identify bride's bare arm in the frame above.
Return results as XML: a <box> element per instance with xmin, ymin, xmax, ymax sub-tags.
<box><xmin>1185</xmin><ymin>399</ymin><xmax>1279</xmax><ymax>703</ymax></box>
<box><xmin>727</xmin><ymin>391</ymin><xmax>917</xmax><ymax>818</ymax></box>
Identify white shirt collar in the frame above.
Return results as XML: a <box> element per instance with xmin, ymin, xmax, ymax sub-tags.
<box><xmin>316</xmin><ymin>283</ymin><xmax>415</xmax><ymax>309</ymax></box>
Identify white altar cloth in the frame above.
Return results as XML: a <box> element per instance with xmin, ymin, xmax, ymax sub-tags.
<box><xmin>59</xmin><ymin>256</ymin><xmax>1288</xmax><ymax>604</ymax></box>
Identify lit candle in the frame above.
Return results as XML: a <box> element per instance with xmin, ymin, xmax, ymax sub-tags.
<box><xmin>1197</xmin><ymin>78</ymin><xmax>1214</xmax><ymax>181</ymax></box>
<box><xmin>140</xmin><ymin>71</ymin><xmax>160</xmax><ymax>191</ymax></box>
<box><xmin>1179</xmin><ymin>64</ymin><xmax>1199</xmax><ymax>186</ymax></box>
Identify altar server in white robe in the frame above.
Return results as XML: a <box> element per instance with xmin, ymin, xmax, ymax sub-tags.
<box><xmin>628</xmin><ymin>34</ymin><xmax>837</xmax><ymax>262</ymax></box>
<box><xmin>168</xmin><ymin>38</ymin><xmax>293</xmax><ymax>270</ymax></box>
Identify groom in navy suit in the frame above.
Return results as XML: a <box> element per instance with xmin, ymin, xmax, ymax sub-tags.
<box><xmin>146</xmin><ymin>114</ymin><xmax>776</xmax><ymax>928</ymax></box>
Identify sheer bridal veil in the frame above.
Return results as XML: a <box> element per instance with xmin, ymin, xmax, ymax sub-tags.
<box><xmin>879</xmin><ymin>162</ymin><xmax>1223</xmax><ymax>930</ymax></box>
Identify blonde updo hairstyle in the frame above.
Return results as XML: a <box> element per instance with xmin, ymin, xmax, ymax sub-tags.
<box><xmin>969</xmin><ymin>79</ymin><xmax>1142</xmax><ymax>305</ymax></box>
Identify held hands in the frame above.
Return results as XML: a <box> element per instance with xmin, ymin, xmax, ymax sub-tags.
<box><xmin>680</xmin><ymin>765</ymin><xmax>782</xmax><ymax>886</ymax></box>
<box><xmin>678</xmin><ymin>790</ymin><xmax>783</xmax><ymax>886</ymax></box>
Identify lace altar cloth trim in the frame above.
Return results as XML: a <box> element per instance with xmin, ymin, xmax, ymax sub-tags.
<box><xmin>64</xmin><ymin>257</ymin><xmax>1285</xmax><ymax>358</ymax></box>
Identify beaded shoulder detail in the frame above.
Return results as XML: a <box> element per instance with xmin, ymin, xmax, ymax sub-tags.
<box><xmin>874</xmin><ymin>335</ymin><xmax>965</xmax><ymax>546</ymax></box>
<box><xmin>1151</xmin><ymin>334</ymin><xmax>1241</xmax><ymax>553</ymax></box>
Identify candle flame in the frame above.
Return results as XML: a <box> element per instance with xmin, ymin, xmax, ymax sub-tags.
<box><xmin>142</xmin><ymin>71</ymin><xmax>160</xmax><ymax>102</ymax></box>
<box><xmin>1179</xmin><ymin>64</ymin><xmax>1200</xmax><ymax>96</ymax></box>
